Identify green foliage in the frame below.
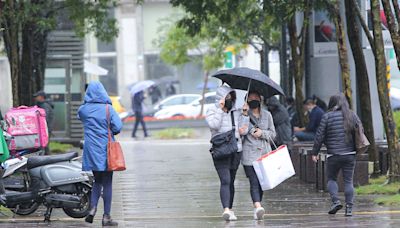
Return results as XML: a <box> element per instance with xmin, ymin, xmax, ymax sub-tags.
<box><xmin>171</xmin><ymin>0</ymin><xmax>281</xmax><ymax>48</ymax></box>
<box><xmin>49</xmin><ymin>142</ymin><xmax>74</xmax><ymax>154</ymax></box>
<box><xmin>375</xmin><ymin>194</ymin><xmax>400</xmax><ymax>206</ymax></box>
<box><xmin>154</xmin><ymin>128</ymin><xmax>195</xmax><ymax>139</ymax></box>
<box><xmin>356</xmin><ymin>176</ymin><xmax>399</xmax><ymax>195</ymax></box>
<box><xmin>394</xmin><ymin>111</ymin><xmax>400</xmax><ymax>135</ymax></box>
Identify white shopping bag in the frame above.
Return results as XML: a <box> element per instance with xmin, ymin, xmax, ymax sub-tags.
<box><xmin>252</xmin><ymin>145</ymin><xmax>295</xmax><ymax>191</ymax></box>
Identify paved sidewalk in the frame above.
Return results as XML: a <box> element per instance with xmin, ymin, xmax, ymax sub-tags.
<box><xmin>1</xmin><ymin>136</ymin><xmax>400</xmax><ymax>227</ymax></box>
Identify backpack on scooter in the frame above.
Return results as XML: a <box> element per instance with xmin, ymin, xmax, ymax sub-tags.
<box><xmin>5</xmin><ymin>106</ymin><xmax>49</xmax><ymax>151</ymax></box>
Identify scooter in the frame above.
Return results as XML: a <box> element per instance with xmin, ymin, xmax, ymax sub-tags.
<box><xmin>0</xmin><ymin>151</ymin><xmax>93</xmax><ymax>222</ymax></box>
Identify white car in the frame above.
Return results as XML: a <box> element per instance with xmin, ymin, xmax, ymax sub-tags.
<box><xmin>154</xmin><ymin>92</ymin><xmax>217</xmax><ymax>119</ymax></box>
<box><xmin>153</xmin><ymin>94</ymin><xmax>201</xmax><ymax>112</ymax></box>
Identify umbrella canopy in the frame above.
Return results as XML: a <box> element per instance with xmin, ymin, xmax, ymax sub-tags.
<box><xmin>84</xmin><ymin>60</ymin><xmax>108</xmax><ymax>76</ymax></box>
<box><xmin>211</xmin><ymin>67</ymin><xmax>284</xmax><ymax>98</ymax></box>
<box><xmin>129</xmin><ymin>80</ymin><xmax>155</xmax><ymax>95</ymax></box>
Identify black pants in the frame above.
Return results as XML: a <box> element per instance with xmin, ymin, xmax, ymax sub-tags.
<box><xmin>132</xmin><ymin>111</ymin><xmax>148</xmax><ymax>137</ymax></box>
<box><xmin>214</xmin><ymin>152</ymin><xmax>242</xmax><ymax>209</ymax></box>
<box><xmin>327</xmin><ymin>154</ymin><xmax>356</xmax><ymax>206</ymax></box>
<box><xmin>244</xmin><ymin>165</ymin><xmax>263</xmax><ymax>203</ymax></box>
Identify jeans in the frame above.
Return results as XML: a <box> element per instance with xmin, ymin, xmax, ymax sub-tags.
<box><xmin>91</xmin><ymin>171</ymin><xmax>113</xmax><ymax>215</ymax></box>
<box><xmin>132</xmin><ymin>111</ymin><xmax>148</xmax><ymax>137</ymax></box>
<box><xmin>244</xmin><ymin>165</ymin><xmax>263</xmax><ymax>203</ymax></box>
<box><xmin>326</xmin><ymin>155</ymin><xmax>356</xmax><ymax>206</ymax></box>
<box><xmin>294</xmin><ymin>131</ymin><xmax>316</xmax><ymax>141</ymax></box>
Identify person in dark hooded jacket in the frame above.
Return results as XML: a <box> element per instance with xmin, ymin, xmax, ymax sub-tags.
<box><xmin>78</xmin><ymin>81</ymin><xmax>122</xmax><ymax>226</ymax></box>
<box><xmin>266</xmin><ymin>97</ymin><xmax>292</xmax><ymax>146</ymax></box>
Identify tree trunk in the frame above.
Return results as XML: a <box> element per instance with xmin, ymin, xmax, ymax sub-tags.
<box><xmin>345</xmin><ymin>0</ymin><xmax>380</xmax><ymax>175</ymax></box>
<box><xmin>199</xmin><ymin>71</ymin><xmax>209</xmax><ymax>118</ymax></box>
<box><xmin>288</xmin><ymin>13</ymin><xmax>309</xmax><ymax>127</ymax></box>
<box><xmin>280</xmin><ymin>23</ymin><xmax>289</xmax><ymax>98</ymax></box>
<box><xmin>21</xmin><ymin>23</ymin><xmax>35</xmax><ymax>106</ymax></box>
<box><xmin>331</xmin><ymin>0</ymin><xmax>352</xmax><ymax>107</ymax></box>
<box><xmin>371</xmin><ymin>0</ymin><xmax>400</xmax><ymax>182</ymax></box>
<box><xmin>381</xmin><ymin>0</ymin><xmax>400</xmax><ymax>72</ymax></box>
<box><xmin>1</xmin><ymin>0</ymin><xmax>21</xmax><ymax>106</ymax></box>
<box><xmin>262</xmin><ymin>43</ymin><xmax>270</xmax><ymax>75</ymax></box>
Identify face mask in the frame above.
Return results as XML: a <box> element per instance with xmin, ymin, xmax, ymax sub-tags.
<box><xmin>248</xmin><ymin>100</ymin><xmax>261</xmax><ymax>109</ymax></box>
<box><xmin>224</xmin><ymin>99</ymin><xmax>233</xmax><ymax>111</ymax></box>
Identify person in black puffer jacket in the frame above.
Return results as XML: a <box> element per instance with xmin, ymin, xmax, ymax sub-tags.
<box><xmin>311</xmin><ymin>93</ymin><xmax>362</xmax><ymax>217</ymax></box>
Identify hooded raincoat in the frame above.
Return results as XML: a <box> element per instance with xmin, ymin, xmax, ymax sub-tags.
<box><xmin>206</xmin><ymin>86</ymin><xmax>249</xmax><ymax>153</ymax></box>
<box><xmin>78</xmin><ymin>82</ymin><xmax>123</xmax><ymax>171</ymax></box>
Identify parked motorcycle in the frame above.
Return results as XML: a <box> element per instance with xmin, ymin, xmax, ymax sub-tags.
<box><xmin>0</xmin><ymin>152</ymin><xmax>93</xmax><ymax>222</ymax></box>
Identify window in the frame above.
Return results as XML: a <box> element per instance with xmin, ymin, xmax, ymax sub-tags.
<box><xmin>184</xmin><ymin>96</ymin><xmax>200</xmax><ymax>104</ymax></box>
<box><xmin>205</xmin><ymin>96</ymin><xmax>216</xmax><ymax>104</ymax></box>
<box><xmin>162</xmin><ymin>97</ymin><xmax>184</xmax><ymax>106</ymax></box>
<box><xmin>98</xmin><ymin>57</ymin><xmax>118</xmax><ymax>95</ymax></box>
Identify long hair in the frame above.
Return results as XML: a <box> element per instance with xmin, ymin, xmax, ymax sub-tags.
<box><xmin>328</xmin><ymin>93</ymin><xmax>354</xmax><ymax>140</ymax></box>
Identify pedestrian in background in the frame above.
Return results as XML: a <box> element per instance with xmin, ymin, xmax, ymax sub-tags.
<box><xmin>149</xmin><ymin>85</ymin><xmax>162</xmax><ymax>105</ymax></box>
<box><xmin>242</xmin><ymin>91</ymin><xmax>276</xmax><ymax>220</ymax></box>
<box><xmin>206</xmin><ymin>85</ymin><xmax>249</xmax><ymax>221</ymax></box>
<box><xmin>78</xmin><ymin>82</ymin><xmax>122</xmax><ymax>226</ymax></box>
<box><xmin>33</xmin><ymin>90</ymin><xmax>54</xmax><ymax>155</ymax></box>
<box><xmin>294</xmin><ymin>98</ymin><xmax>325</xmax><ymax>141</ymax></box>
<box><xmin>131</xmin><ymin>91</ymin><xmax>149</xmax><ymax>138</ymax></box>
<box><xmin>312</xmin><ymin>93</ymin><xmax>359</xmax><ymax>217</ymax></box>
<box><xmin>266</xmin><ymin>96</ymin><xmax>292</xmax><ymax>147</ymax></box>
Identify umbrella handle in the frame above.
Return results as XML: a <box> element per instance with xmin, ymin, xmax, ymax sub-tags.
<box><xmin>245</xmin><ymin>79</ymin><xmax>252</xmax><ymax>102</ymax></box>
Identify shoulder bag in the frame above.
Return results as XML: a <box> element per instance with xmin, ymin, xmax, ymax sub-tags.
<box><xmin>106</xmin><ymin>105</ymin><xmax>126</xmax><ymax>171</ymax></box>
<box><xmin>209</xmin><ymin>111</ymin><xmax>238</xmax><ymax>160</ymax></box>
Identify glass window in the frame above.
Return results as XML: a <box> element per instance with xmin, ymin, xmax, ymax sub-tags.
<box><xmin>184</xmin><ymin>96</ymin><xmax>200</xmax><ymax>104</ymax></box>
<box><xmin>162</xmin><ymin>97</ymin><xmax>184</xmax><ymax>106</ymax></box>
<box><xmin>98</xmin><ymin>57</ymin><xmax>118</xmax><ymax>95</ymax></box>
<box><xmin>205</xmin><ymin>96</ymin><xmax>216</xmax><ymax>104</ymax></box>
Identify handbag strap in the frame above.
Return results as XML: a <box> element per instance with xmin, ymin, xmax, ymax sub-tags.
<box><xmin>230</xmin><ymin>111</ymin><xmax>235</xmax><ymax>129</ymax></box>
<box><xmin>106</xmin><ymin>104</ymin><xmax>111</xmax><ymax>142</ymax></box>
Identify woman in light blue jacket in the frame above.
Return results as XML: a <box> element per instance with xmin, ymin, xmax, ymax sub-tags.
<box><xmin>78</xmin><ymin>82</ymin><xmax>122</xmax><ymax>226</ymax></box>
<box><xmin>242</xmin><ymin>91</ymin><xmax>276</xmax><ymax>220</ymax></box>
<box><xmin>206</xmin><ymin>85</ymin><xmax>249</xmax><ymax>221</ymax></box>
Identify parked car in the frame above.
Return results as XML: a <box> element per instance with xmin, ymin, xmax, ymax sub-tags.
<box><xmin>154</xmin><ymin>92</ymin><xmax>217</xmax><ymax>119</ymax></box>
<box><xmin>153</xmin><ymin>94</ymin><xmax>202</xmax><ymax>112</ymax></box>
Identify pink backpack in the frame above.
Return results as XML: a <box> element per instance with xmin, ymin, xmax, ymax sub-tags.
<box><xmin>5</xmin><ymin>106</ymin><xmax>49</xmax><ymax>151</ymax></box>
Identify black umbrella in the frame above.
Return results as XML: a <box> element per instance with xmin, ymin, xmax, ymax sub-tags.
<box><xmin>212</xmin><ymin>67</ymin><xmax>285</xmax><ymax>99</ymax></box>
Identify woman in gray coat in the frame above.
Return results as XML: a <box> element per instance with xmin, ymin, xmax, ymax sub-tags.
<box><xmin>242</xmin><ymin>91</ymin><xmax>276</xmax><ymax>220</ymax></box>
<box><xmin>206</xmin><ymin>85</ymin><xmax>249</xmax><ymax>221</ymax></box>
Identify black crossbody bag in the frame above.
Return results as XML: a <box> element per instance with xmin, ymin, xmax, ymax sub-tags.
<box><xmin>209</xmin><ymin>111</ymin><xmax>238</xmax><ymax>160</ymax></box>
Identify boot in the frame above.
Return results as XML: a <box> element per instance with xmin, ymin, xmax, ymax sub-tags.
<box><xmin>85</xmin><ymin>207</ymin><xmax>97</xmax><ymax>223</ymax></box>
<box><xmin>102</xmin><ymin>214</ymin><xmax>118</xmax><ymax>226</ymax></box>
<box><xmin>345</xmin><ymin>205</ymin><xmax>353</xmax><ymax>217</ymax></box>
<box><xmin>328</xmin><ymin>201</ymin><xmax>343</xmax><ymax>214</ymax></box>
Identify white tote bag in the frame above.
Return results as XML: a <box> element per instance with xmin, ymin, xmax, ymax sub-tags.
<box><xmin>252</xmin><ymin>145</ymin><xmax>295</xmax><ymax>191</ymax></box>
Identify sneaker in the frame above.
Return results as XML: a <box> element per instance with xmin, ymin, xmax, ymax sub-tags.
<box><xmin>222</xmin><ymin>211</ymin><xmax>231</xmax><ymax>221</ymax></box>
<box><xmin>328</xmin><ymin>201</ymin><xmax>343</xmax><ymax>214</ymax></box>
<box><xmin>345</xmin><ymin>205</ymin><xmax>353</xmax><ymax>217</ymax></box>
<box><xmin>102</xmin><ymin>214</ymin><xmax>118</xmax><ymax>226</ymax></box>
<box><xmin>229</xmin><ymin>211</ymin><xmax>237</xmax><ymax>221</ymax></box>
<box><xmin>254</xmin><ymin>207</ymin><xmax>265</xmax><ymax>220</ymax></box>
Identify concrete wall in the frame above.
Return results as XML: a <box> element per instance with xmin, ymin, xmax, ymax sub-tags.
<box><xmin>0</xmin><ymin>58</ymin><xmax>12</xmax><ymax>114</ymax></box>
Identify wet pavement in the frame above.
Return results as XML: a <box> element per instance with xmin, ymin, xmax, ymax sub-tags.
<box><xmin>2</xmin><ymin>130</ymin><xmax>400</xmax><ymax>227</ymax></box>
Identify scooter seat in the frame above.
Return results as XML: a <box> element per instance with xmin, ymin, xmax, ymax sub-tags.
<box><xmin>27</xmin><ymin>152</ymin><xmax>78</xmax><ymax>169</ymax></box>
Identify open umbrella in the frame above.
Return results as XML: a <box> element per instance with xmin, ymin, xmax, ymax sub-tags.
<box><xmin>212</xmin><ymin>67</ymin><xmax>284</xmax><ymax>99</ymax></box>
<box><xmin>129</xmin><ymin>80</ymin><xmax>155</xmax><ymax>96</ymax></box>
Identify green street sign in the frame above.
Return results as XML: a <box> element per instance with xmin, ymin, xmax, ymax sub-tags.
<box><xmin>224</xmin><ymin>51</ymin><xmax>233</xmax><ymax>68</ymax></box>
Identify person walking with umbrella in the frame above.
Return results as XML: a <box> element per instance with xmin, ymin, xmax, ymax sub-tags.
<box><xmin>130</xmin><ymin>81</ymin><xmax>154</xmax><ymax>138</ymax></box>
<box><xmin>131</xmin><ymin>91</ymin><xmax>149</xmax><ymax>138</ymax></box>
<box><xmin>206</xmin><ymin>85</ymin><xmax>249</xmax><ymax>221</ymax></box>
<box><xmin>242</xmin><ymin>91</ymin><xmax>276</xmax><ymax>220</ymax></box>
